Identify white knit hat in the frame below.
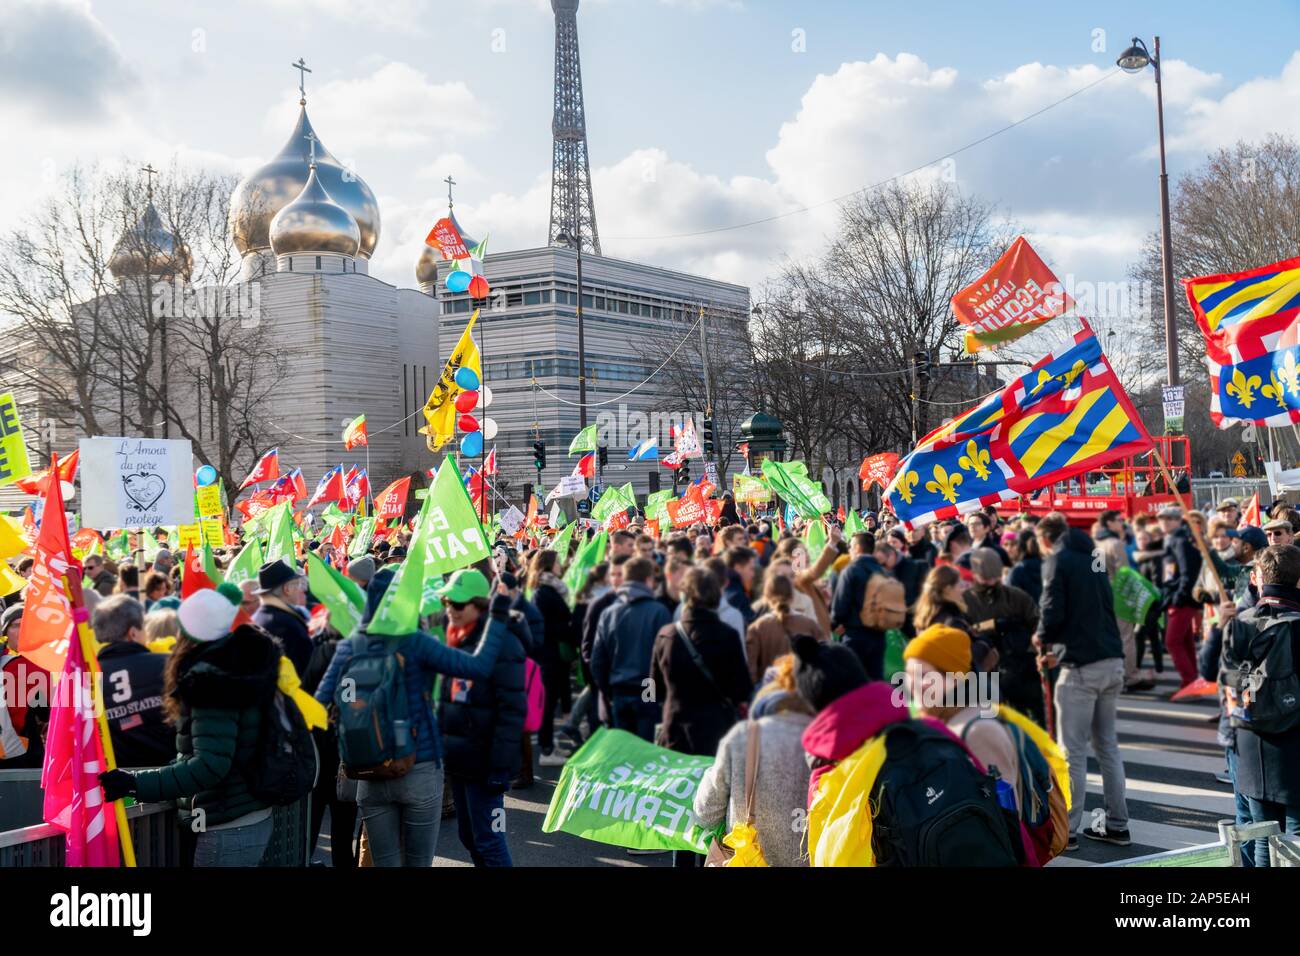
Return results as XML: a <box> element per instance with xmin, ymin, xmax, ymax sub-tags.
<box><xmin>178</xmin><ymin>585</ymin><xmax>241</xmax><ymax>643</ymax></box>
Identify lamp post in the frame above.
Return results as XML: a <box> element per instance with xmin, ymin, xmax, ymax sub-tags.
<box><xmin>1118</xmin><ymin>35</ymin><xmax>1179</xmax><ymax>387</ymax></box>
<box><xmin>554</xmin><ymin>228</ymin><xmax>588</xmax><ymax>429</ymax></box>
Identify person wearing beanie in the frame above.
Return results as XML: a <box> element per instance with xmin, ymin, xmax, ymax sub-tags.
<box><xmin>346</xmin><ymin>555</ymin><xmax>376</xmax><ymax>590</ymax></box>
<box><xmin>313</xmin><ymin>567</ymin><xmax>524</xmax><ymax>868</ymax></box>
<box><xmin>252</xmin><ymin>559</ymin><xmax>313</xmax><ymax>678</ymax></box>
<box><xmin>962</xmin><ymin>547</ymin><xmax>1043</xmax><ymax>726</ymax></box>
<box><xmin>903</xmin><ymin>624</ymin><xmax>1022</xmax><ymax>815</ymax></box>
<box><xmin>98</xmin><ymin>583</ymin><xmax>284</xmax><ymax>866</ymax></box>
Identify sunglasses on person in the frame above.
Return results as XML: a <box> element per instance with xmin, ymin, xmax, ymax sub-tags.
<box><xmin>1266</xmin><ymin>529</ymin><xmax>1289</xmax><ymax>537</ymax></box>
<box><xmin>442</xmin><ymin>598</ymin><xmax>469</xmax><ymax>610</ymax></box>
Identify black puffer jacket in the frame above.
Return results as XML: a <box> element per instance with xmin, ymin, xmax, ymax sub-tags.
<box><xmin>437</xmin><ymin>610</ymin><xmax>529</xmax><ymax>785</ymax></box>
<box><xmin>1162</xmin><ymin>523</ymin><xmax>1203</xmax><ymax>609</ymax></box>
<box><xmin>1037</xmin><ymin>527</ymin><xmax>1124</xmax><ymax>666</ymax></box>
<box><xmin>132</xmin><ymin>625</ymin><xmax>280</xmax><ymax>827</ymax></box>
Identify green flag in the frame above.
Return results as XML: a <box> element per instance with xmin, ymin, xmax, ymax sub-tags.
<box><xmin>265</xmin><ymin>502</ymin><xmax>296</xmax><ymax>567</ymax></box>
<box><xmin>306</xmin><ymin>552</ymin><xmax>366</xmax><ymax>635</ymax></box>
<box><xmin>105</xmin><ymin>529</ymin><xmax>130</xmax><ymax>561</ymax></box>
<box><xmin>549</xmin><ymin>520</ymin><xmax>577</xmax><ymax>564</ymax></box>
<box><xmin>844</xmin><ymin>509</ymin><xmax>867</xmax><ymax>537</ymax></box>
<box><xmin>803</xmin><ymin>516</ymin><xmax>827</xmax><ymax>557</ymax></box>
<box><xmin>1113</xmin><ymin>566</ymin><xmax>1160</xmax><ymax>625</ymax></box>
<box><xmin>591</xmin><ymin>483</ymin><xmax>636</xmax><ymax>523</ymax></box>
<box><xmin>140</xmin><ymin>531</ymin><xmax>161</xmax><ymax>564</ymax></box>
<box><xmin>563</xmin><ymin>531</ymin><xmax>608</xmax><ymax>608</ymax></box>
<box><xmin>761</xmin><ymin>459</ymin><xmax>832</xmax><ymax>519</ymax></box>
<box><xmin>225</xmin><ymin>537</ymin><xmax>264</xmax><ymax>588</ymax></box>
<box><xmin>349</xmin><ymin>516</ymin><xmax>377</xmax><ymax>558</ymax></box>
<box><xmin>201</xmin><ymin>543</ymin><xmax>224</xmax><ymax>586</ymax></box>
<box><xmin>568</xmin><ymin>424</ymin><xmax>598</xmax><ymax>455</ymax></box>
<box><xmin>646</xmin><ymin>489</ymin><xmax>673</xmax><ymax>525</ymax></box>
<box><xmin>369</xmin><ymin>455</ymin><xmax>490</xmax><ymax>636</ymax></box>
<box><xmin>542</xmin><ymin>728</ymin><xmax>722</xmax><ymax>854</ymax></box>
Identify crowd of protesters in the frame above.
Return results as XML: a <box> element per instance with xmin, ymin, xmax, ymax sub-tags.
<box><xmin>2</xmin><ymin>489</ymin><xmax>1298</xmax><ymax>868</ymax></box>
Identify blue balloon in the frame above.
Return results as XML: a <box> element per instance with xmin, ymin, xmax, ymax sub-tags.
<box><xmin>446</xmin><ymin>270</ymin><xmax>472</xmax><ymax>293</ymax></box>
<box><xmin>455</xmin><ymin>366</ymin><xmax>480</xmax><ymax>390</ymax></box>
<box><xmin>195</xmin><ymin>465</ymin><xmax>218</xmax><ymax>487</ymax></box>
<box><xmin>460</xmin><ymin>431</ymin><xmax>484</xmax><ymax>458</ymax></box>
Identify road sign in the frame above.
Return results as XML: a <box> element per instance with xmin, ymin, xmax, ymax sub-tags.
<box><xmin>1232</xmin><ymin>451</ymin><xmax>1248</xmax><ymax>478</ymax></box>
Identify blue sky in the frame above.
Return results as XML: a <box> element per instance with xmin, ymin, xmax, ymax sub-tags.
<box><xmin>3</xmin><ymin>0</ymin><xmax>1299</xmax><ymax>299</ymax></box>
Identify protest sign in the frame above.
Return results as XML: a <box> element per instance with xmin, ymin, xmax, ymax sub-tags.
<box><xmin>176</xmin><ymin>523</ymin><xmax>203</xmax><ymax>549</ymax></box>
<box><xmin>499</xmin><ymin>505</ymin><xmax>526</xmax><ymax>536</ymax></box>
<box><xmin>80</xmin><ymin>437</ymin><xmax>194</xmax><ymax>529</ymax></box>
<box><xmin>543</xmin><ymin>728</ymin><xmax>720</xmax><ymax>854</ymax></box>
<box><xmin>200</xmin><ymin>518</ymin><xmax>224</xmax><ymax>547</ymax></box>
<box><xmin>196</xmin><ymin>483</ymin><xmax>223</xmax><ymax>517</ymax></box>
<box><xmin>0</xmin><ymin>393</ymin><xmax>32</xmax><ymax>488</ymax></box>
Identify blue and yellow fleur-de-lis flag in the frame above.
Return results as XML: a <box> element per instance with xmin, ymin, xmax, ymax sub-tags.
<box><xmin>883</xmin><ymin>321</ymin><xmax>1153</xmax><ymax>528</ymax></box>
<box><xmin>1184</xmin><ymin>255</ymin><xmax>1300</xmax><ymax>428</ymax></box>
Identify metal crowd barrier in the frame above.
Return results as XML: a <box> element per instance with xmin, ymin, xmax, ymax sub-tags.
<box><xmin>1104</xmin><ymin>819</ymin><xmax>1297</xmax><ymax>867</ymax></box>
<box><xmin>0</xmin><ymin>770</ymin><xmax>310</xmax><ymax>867</ymax></box>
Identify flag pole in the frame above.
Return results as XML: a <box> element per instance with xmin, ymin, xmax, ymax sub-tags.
<box><xmin>65</xmin><ymin>568</ymin><xmax>137</xmax><ymax>867</ymax></box>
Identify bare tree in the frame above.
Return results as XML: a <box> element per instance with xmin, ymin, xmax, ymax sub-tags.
<box><xmin>0</xmin><ymin>162</ymin><xmax>287</xmax><ymax>491</ymax></box>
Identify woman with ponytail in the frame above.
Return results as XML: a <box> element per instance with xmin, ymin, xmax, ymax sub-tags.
<box><xmin>744</xmin><ymin>573</ymin><xmax>823</xmax><ymax>685</ymax></box>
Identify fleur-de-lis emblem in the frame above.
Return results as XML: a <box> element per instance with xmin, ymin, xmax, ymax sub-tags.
<box><xmin>925</xmin><ymin>465</ymin><xmax>963</xmax><ymax>504</ymax></box>
<box><xmin>957</xmin><ymin>440</ymin><xmax>991</xmax><ymax>481</ymax></box>
<box><xmin>1227</xmin><ymin>368</ymin><xmax>1262</xmax><ymax>409</ymax></box>
<box><xmin>1262</xmin><ymin>370</ymin><xmax>1288</xmax><ymax>408</ymax></box>
<box><xmin>1279</xmin><ymin>350</ymin><xmax>1300</xmax><ymax>396</ymax></box>
<box><xmin>1033</xmin><ymin>369</ymin><xmax>1053</xmax><ymax>392</ymax></box>
<box><xmin>1060</xmin><ymin>359</ymin><xmax>1086</xmax><ymax>388</ymax></box>
<box><xmin>895</xmin><ymin>469</ymin><xmax>919</xmax><ymax>505</ymax></box>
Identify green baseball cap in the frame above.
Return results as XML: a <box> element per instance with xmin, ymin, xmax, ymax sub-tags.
<box><xmin>435</xmin><ymin>568</ymin><xmax>491</xmax><ymax>604</ymax></box>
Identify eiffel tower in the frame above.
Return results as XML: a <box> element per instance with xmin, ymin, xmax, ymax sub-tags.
<box><xmin>547</xmin><ymin>0</ymin><xmax>600</xmax><ymax>255</ymax></box>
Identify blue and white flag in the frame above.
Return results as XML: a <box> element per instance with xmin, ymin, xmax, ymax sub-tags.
<box><xmin>628</xmin><ymin>438</ymin><xmax>659</xmax><ymax>461</ymax></box>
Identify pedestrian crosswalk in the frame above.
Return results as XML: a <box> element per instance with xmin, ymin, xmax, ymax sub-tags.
<box><xmin>1048</xmin><ymin>672</ymin><xmax>1235</xmax><ymax>867</ymax></box>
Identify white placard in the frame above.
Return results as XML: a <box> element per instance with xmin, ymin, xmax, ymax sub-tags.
<box><xmin>80</xmin><ymin>437</ymin><xmax>195</xmax><ymax>530</ymax></box>
<box><xmin>499</xmin><ymin>505</ymin><xmax>526</xmax><ymax>536</ymax></box>
<box><xmin>547</xmin><ymin>474</ymin><xmax>587</xmax><ymax>502</ymax></box>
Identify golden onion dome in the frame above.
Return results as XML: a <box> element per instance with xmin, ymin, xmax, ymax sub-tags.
<box><xmin>415</xmin><ymin>209</ymin><xmax>478</xmax><ymax>285</ymax></box>
<box><xmin>228</xmin><ymin>105</ymin><xmax>380</xmax><ymax>258</ymax></box>
<box><xmin>108</xmin><ymin>203</ymin><xmax>192</xmax><ymax>281</ymax></box>
<box><xmin>269</xmin><ymin>164</ymin><xmax>361</xmax><ymax>257</ymax></box>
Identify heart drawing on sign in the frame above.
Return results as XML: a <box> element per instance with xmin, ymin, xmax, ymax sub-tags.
<box><xmin>122</xmin><ymin>473</ymin><xmax>166</xmax><ymax>513</ymax></box>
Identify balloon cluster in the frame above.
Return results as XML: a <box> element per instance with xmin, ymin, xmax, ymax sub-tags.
<box><xmin>454</xmin><ymin>367</ymin><xmax>498</xmax><ymax>458</ymax></box>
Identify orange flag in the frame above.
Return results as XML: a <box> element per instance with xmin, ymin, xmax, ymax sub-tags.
<box><xmin>17</xmin><ymin>454</ymin><xmax>76</xmax><ymax>673</ymax></box>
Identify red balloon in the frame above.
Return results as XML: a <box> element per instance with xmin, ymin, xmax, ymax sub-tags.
<box><xmin>468</xmin><ymin>275</ymin><xmax>491</xmax><ymax>299</ymax></box>
<box><xmin>455</xmin><ymin>390</ymin><xmax>479</xmax><ymax>413</ymax></box>
<box><xmin>457</xmin><ymin>413</ymin><xmax>480</xmax><ymax>432</ymax></box>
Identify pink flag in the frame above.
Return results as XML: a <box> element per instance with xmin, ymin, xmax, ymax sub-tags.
<box><xmin>41</xmin><ymin>633</ymin><xmax>121</xmax><ymax>867</ymax></box>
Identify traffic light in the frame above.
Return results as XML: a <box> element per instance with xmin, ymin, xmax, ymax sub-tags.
<box><xmin>598</xmin><ymin>445</ymin><xmax>608</xmax><ymax>468</ymax></box>
<box><xmin>679</xmin><ymin>461</ymin><xmax>691</xmax><ymax>484</ymax></box>
<box><xmin>914</xmin><ymin>349</ymin><xmax>932</xmax><ymax>384</ymax></box>
<box><xmin>702</xmin><ymin>417</ymin><xmax>714</xmax><ymax>456</ymax></box>
<box><xmin>533</xmin><ymin>440</ymin><xmax>546</xmax><ymax>471</ymax></box>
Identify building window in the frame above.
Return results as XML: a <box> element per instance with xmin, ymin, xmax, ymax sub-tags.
<box><xmin>316</xmin><ymin>255</ymin><xmax>322</xmax><ymax>270</ymax></box>
<box><xmin>288</xmin><ymin>257</ymin><xmax>293</xmax><ymax>271</ymax></box>
<box><xmin>524</xmin><ymin>291</ymin><xmax>541</xmax><ymax>305</ymax></box>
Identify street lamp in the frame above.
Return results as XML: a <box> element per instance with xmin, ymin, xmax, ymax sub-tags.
<box><xmin>1117</xmin><ymin>35</ymin><xmax>1179</xmax><ymax>387</ymax></box>
<box><xmin>554</xmin><ymin>228</ymin><xmax>588</xmax><ymax>429</ymax></box>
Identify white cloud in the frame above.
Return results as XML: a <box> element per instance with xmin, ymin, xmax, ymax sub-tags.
<box><xmin>1167</xmin><ymin>51</ymin><xmax>1300</xmax><ymax>154</ymax></box>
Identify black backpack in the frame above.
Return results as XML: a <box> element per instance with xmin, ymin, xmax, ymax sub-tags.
<box><xmin>247</xmin><ymin>689</ymin><xmax>320</xmax><ymax>806</ymax></box>
<box><xmin>870</xmin><ymin>722</ymin><xmax>1022</xmax><ymax>867</ymax></box>
<box><xmin>1222</xmin><ymin>607</ymin><xmax>1300</xmax><ymax>735</ymax></box>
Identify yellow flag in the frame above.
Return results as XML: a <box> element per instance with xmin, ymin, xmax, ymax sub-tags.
<box><xmin>419</xmin><ymin>310</ymin><xmax>481</xmax><ymax>451</ymax></box>
<box><xmin>0</xmin><ymin>560</ymin><xmax>25</xmax><ymax>598</ymax></box>
<box><xmin>0</xmin><ymin>514</ymin><xmax>27</xmax><ymax>561</ymax></box>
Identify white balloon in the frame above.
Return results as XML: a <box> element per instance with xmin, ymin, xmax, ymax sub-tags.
<box><xmin>481</xmin><ymin>386</ymin><xmax>493</xmax><ymax>408</ymax></box>
<box><xmin>483</xmin><ymin>417</ymin><xmax>499</xmax><ymax>441</ymax></box>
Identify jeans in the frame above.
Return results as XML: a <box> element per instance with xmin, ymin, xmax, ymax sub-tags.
<box><xmin>1245</xmin><ymin>796</ymin><xmax>1300</xmax><ymax>867</ymax></box>
<box><xmin>357</xmin><ymin>760</ymin><xmax>444</xmax><ymax>867</ymax></box>
<box><xmin>1056</xmin><ymin>657</ymin><xmax>1129</xmax><ymax>833</ymax></box>
<box><xmin>193</xmin><ymin>813</ymin><xmax>274</xmax><ymax>867</ymax></box>
<box><xmin>1164</xmin><ymin>604</ymin><xmax>1201</xmax><ymax>686</ymax></box>
<box><xmin>450</xmin><ymin>778</ymin><xmax>513</xmax><ymax>867</ymax></box>
<box><xmin>1225</xmin><ymin>747</ymin><xmax>1254</xmax><ymax>868</ymax></box>
<box><xmin>611</xmin><ymin>694</ymin><xmax>660</xmax><ymax>742</ymax></box>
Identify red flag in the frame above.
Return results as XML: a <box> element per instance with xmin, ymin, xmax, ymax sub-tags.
<box><xmin>240</xmin><ymin>448</ymin><xmax>280</xmax><ymax>490</ymax></box>
<box><xmin>859</xmin><ymin>452</ymin><xmax>901</xmax><ymax>490</ymax></box>
<box><xmin>837</xmin><ymin>505</ymin><xmax>847</xmax><ymax>522</ymax></box>
<box><xmin>952</xmin><ymin>236</ymin><xmax>1072</xmax><ymax>352</ymax></box>
<box><xmin>575</xmin><ymin>453</ymin><xmax>595</xmax><ymax>479</ymax></box>
<box><xmin>41</xmin><ymin>635</ymin><xmax>120</xmax><ymax>867</ymax></box>
<box><xmin>484</xmin><ymin>448</ymin><xmax>498</xmax><ymax>477</ymax></box>
<box><xmin>290</xmin><ymin>468</ymin><xmax>308</xmax><ymax>502</ymax></box>
<box><xmin>13</xmin><ymin>449</ymin><xmax>80</xmax><ymax>496</ymax></box>
<box><xmin>181</xmin><ymin>545</ymin><xmax>217</xmax><ymax>598</ymax></box>
<box><xmin>307</xmin><ymin>467</ymin><xmax>346</xmax><ymax>508</ymax></box>
<box><xmin>343</xmin><ymin>415</ymin><xmax>368</xmax><ymax>451</ymax></box>
<box><xmin>375</xmin><ymin>476</ymin><xmax>412</xmax><ymax>521</ymax></box>
<box><xmin>424</xmin><ymin>217</ymin><xmax>469</xmax><ymax>260</ymax></box>
<box><xmin>17</xmin><ymin>454</ymin><xmax>75</xmax><ymax>674</ymax></box>
<box><xmin>1241</xmin><ymin>492</ymin><xmax>1261</xmax><ymax>528</ymax></box>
